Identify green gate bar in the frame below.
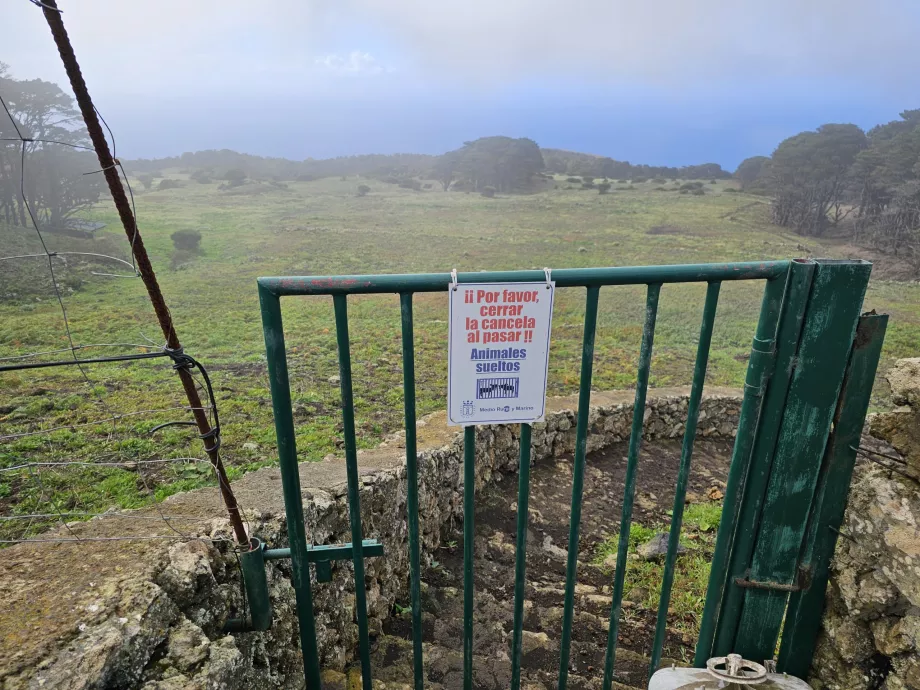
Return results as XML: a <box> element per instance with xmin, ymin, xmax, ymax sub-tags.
<box><xmin>557</xmin><ymin>286</ymin><xmax>600</xmax><ymax>690</ymax></box>
<box><xmin>399</xmin><ymin>293</ymin><xmax>425</xmax><ymax>690</ymax></box>
<box><xmin>601</xmin><ymin>283</ymin><xmax>661</xmax><ymax>690</ymax></box>
<box><xmin>510</xmin><ymin>423</ymin><xmax>534</xmax><ymax>690</ymax></box>
<box><xmin>463</xmin><ymin>426</ymin><xmax>476</xmax><ymax>690</ymax></box>
<box><xmin>333</xmin><ymin>295</ymin><xmax>374</xmax><ymax>690</ymax></box>
<box><xmin>692</xmin><ymin>273</ymin><xmax>786</xmax><ymax>666</ymax></box>
<box><xmin>257</xmin><ymin>286</ymin><xmax>324</xmax><ymax>689</ymax></box>
<box><xmin>648</xmin><ymin>281</ymin><xmax>721</xmax><ymax>677</ymax></box>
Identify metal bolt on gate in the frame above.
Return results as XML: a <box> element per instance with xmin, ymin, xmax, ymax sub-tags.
<box><xmin>245</xmin><ymin>260</ymin><xmax>885</xmax><ymax>690</ymax></box>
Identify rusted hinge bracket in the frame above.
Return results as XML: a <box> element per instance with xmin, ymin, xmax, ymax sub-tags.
<box><xmin>734</xmin><ymin>566</ymin><xmax>812</xmax><ymax>593</ymax></box>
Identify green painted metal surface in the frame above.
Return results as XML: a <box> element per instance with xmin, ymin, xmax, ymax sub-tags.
<box><xmin>733</xmin><ymin>260</ymin><xmax>871</xmax><ymax>661</ymax></box>
<box><xmin>712</xmin><ymin>259</ymin><xmax>817</xmax><ymax>657</ymax></box>
<box><xmin>257</xmin><ymin>285</ymin><xmax>323</xmax><ymax>689</ymax></box>
<box><xmin>649</xmin><ymin>281</ymin><xmax>720</xmax><ymax>677</ymax></box>
<box><xmin>557</xmin><ymin>286</ymin><xmax>600</xmax><ymax>690</ymax></box>
<box><xmin>511</xmin><ymin>424</ymin><xmax>533</xmax><ymax>690</ymax></box>
<box><xmin>602</xmin><ymin>283</ymin><xmax>661</xmax><ymax>690</ymax></box>
<box><xmin>253</xmin><ymin>260</ymin><xmax>882</xmax><ymax>690</ymax></box>
<box><xmin>400</xmin><ymin>293</ymin><xmax>425</xmax><ymax>690</ymax></box>
<box><xmin>777</xmin><ymin>313</ymin><xmax>887</xmax><ymax>677</ymax></box>
<box><xmin>333</xmin><ymin>294</ymin><xmax>374</xmax><ymax>690</ymax></box>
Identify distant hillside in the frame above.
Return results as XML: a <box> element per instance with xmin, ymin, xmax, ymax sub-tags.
<box><xmin>125</xmin><ymin>143</ymin><xmax>731</xmax><ymax>184</ymax></box>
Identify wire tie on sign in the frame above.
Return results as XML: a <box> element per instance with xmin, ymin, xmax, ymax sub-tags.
<box><xmin>543</xmin><ymin>267</ymin><xmax>552</xmax><ymax>289</ymax></box>
<box><xmin>450</xmin><ymin>268</ymin><xmax>458</xmax><ymax>291</ymax></box>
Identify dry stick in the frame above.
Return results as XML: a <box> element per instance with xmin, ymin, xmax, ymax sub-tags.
<box><xmin>39</xmin><ymin>0</ymin><xmax>249</xmax><ymax>548</ymax></box>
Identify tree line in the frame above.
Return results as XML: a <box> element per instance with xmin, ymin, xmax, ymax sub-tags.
<box><xmin>0</xmin><ymin>63</ymin><xmax>102</xmax><ymax>233</ymax></box>
<box><xmin>735</xmin><ymin>110</ymin><xmax>920</xmax><ymax>267</ymax></box>
<box><xmin>541</xmin><ymin>148</ymin><xmax>730</xmax><ymax>181</ymax></box>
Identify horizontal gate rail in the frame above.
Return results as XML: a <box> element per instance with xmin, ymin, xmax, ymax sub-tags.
<box><xmin>256</xmin><ymin>258</ymin><xmax>878</xmax><ymax>689</ymax></box>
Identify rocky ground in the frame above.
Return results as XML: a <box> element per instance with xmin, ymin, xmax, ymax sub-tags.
<box><xmin>321</xmin><ymin>437</ymin><xmax>734</xmax><ymax>690</ymax></box>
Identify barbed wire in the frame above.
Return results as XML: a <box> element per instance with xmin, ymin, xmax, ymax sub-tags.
<box><xmin>0</xmin><ymin>26</ymin><xmax>250</xmax><ymax>548</ymax></box>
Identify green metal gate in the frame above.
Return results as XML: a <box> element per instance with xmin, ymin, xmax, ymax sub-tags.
<box><xmin>254</xmin><ymin>259</ymin><xmax>885</xmax><ymax>690</ymax></box>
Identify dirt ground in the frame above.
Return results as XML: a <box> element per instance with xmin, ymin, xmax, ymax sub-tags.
<box><xmin>364</xmin><ymin>437</ymin><xmax>734</xmax><ymax>690</ymax></box>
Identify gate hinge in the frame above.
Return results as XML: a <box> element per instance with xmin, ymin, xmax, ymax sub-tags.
<box><xmin>734</xmin><ymin>566</ymin><xmax>812</xmax><ymax>593</ymax></box>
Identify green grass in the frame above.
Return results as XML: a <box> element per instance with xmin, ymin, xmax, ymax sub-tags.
<box><xmin>592</xmin><ymin>500</ymin><xmax>724</xmax><ymax>657</ymax></box>
<box><xmin>1</xmin><ymin>174</ymin><xmax>918</xmax><ymax>539</ymax></box>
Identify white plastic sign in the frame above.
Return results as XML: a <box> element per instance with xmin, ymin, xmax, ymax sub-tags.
<box><xmin>447</xmin><ymin>282</ymin><xmax>555</xmax><ymax>426</ymax></box>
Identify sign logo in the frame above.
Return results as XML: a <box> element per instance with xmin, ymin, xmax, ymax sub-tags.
<box><xmin>461</xmin><ymin>400</ymin><xmax>475</xmax><ymax>417</ymax></box>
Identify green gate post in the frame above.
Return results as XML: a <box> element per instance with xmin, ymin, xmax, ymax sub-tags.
<box><xmin>732</xmin><ymin>260</ymin><xmax>872</xmax><ymax>661</ymax></box>
<box><xmin>777</xmin><ymin>313</ymin><xmax>887</xmax><ymax>677</ymax></box>
<box><xmin>709</xmin><ymin>259</ymin><xmax>817</xmax><ymax>658</ymax></box>
<box><xmin>258</xmin><ymin>284</ymin><xmax>323</xmax><ymax>689</ymax></box>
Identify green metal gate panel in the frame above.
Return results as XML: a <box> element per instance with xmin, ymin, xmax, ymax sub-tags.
<box><xmin>254</xmin><ymin>259</ymin><xmax>882</xmax><ymax>690</ymax></box>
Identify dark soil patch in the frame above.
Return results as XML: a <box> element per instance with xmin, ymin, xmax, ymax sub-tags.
<box><xmin>372</xmin><ymin>438</ymin><xmax>733</xmax><ymax>689</ymax></box>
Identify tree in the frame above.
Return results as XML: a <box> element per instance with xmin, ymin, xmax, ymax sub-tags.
<box><xmin>432</xmin><ymin>150</ymin><xmax>460</xmax><ymax>191</ymax></box>
<box><xmin>768</xmin><ymin>124</ymin><xmax>867</xmax><ymax>236</ymax></box>
<box><xmin>0</xmin><ymin>68</ymin><xmax>102</xmax><ymax>230</ymax></box>
<box><xmin>356</xmin><ymin>184</ymin><xmax>371</xmax><ymax>197</ymax></box>
<box><xmin>223</xmin><ymin>168</ymin><xmax>246</xmax><ymax>187</ymax></box>
<box><xmin>170</xmin><ymin>229</ymin><xmax>201</xmax><ymax>251</ymax></box>
<box><xmin>597</xmin><ymin>182</ymin><xmax>611</xmax><ymax>194</ymax></box>
<box><xmin>450</xmin><ymin>136</ymin><xmax>544</xmax><ymax>193</ymax></box>
<box><xmin>734</xmin><ymin>156</ymin><xmax>770</xmax><ymax>190</ymax></box>
<box><xmin>138</xmin><ymin>174</ymin><xmax>154</xmax><ymax>190</ymax></box>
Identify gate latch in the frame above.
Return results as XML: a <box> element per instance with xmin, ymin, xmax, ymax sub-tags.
<box><xmin>734</xmin><ymin>566</ymin><xmax>812</xmax><ymax>593</ymax></box>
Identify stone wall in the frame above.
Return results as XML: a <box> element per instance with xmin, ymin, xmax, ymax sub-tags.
<box><xmin>811</xmin><ymin>359</ymin><xmax>920</xmax><ymax>690</ymax></box>
<box><xmin>0</xmin><ymin>389</ymin><xmax>741</xmax><ymax>690</ymax></box>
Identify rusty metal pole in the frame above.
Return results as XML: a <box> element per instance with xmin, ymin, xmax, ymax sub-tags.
<box><xmin>39</xmin><ymin>0</ymin><xmax>249</xmax><ymax>548</ymax></box>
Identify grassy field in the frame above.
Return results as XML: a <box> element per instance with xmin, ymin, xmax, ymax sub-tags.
<box><xmin>1</xmin><ymin>175</ymin><xmax>918</xmax><ymax>537</ymax></box>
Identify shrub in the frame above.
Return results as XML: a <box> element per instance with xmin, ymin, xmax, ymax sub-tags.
<box><xmin>157</xmin><ymin>178</ymin><xmax>182</xmax><ymax>191</ymax></box>
<box><xmin>223</xmin><ymin>169</ymin><xmax>246</xmax><ymax>188</ymax></box>
<box><xmin>597</xmin><ymin>182</ymin><xmax>612</xmax><ymax>194</ymax></box>
<box><xmin>190</xmin><ymin>169</ymin><xmax>212</xmax><ymax>184</ymax></box>
<box><xmin>170</xmin><ymin>229</ymin><xmax>201</xmax><ymax>252</ymax></box>
<box><xmin>296</xmin><ymin>173</ymin><xmax>316</xmax><ymax>182</ymax></box>
<box><xmin>617</xmin><ymin>179</ymin><xmax>628</xmax><ymax>184</ymax></box>
<box><xmin>357</xmin><ymin>184</ymin><xmax>371</xmax><ymax>197</ymax></box>
<box><xmin>709</xmin><ymin>179</ymin><xmax>718</xmax><ymax>184</ymax></box>
<box><xmin>581</xmin><ymin>177</ymin><xmax>594</xmax><ymax>187</ymax></box>
<box><xmin>566</xmin><ymin>177</ymin><xmax>581</xmax><ymax>183</ymax></box>
<box><xmin>398</xmin><ymin>179</ymin><xmax>422</xmax><ymax>191</ymax></box>
<box><xmin>679</xmin><ymin>182</ymin><xmax>705</xmax><ymax>191</ymax></box>
<box><xmin>633</xmin><ymin>177</ymin><xmax>648</xmax><ymax>184</ymax></box>
<box><xmin>138</xmin><ymin>174</ymin><xmax>154</xmax><ymax>190</ymax></box>
<box><xmin>691</xmin><ymin>188</ymin><xmax>706</xmax><ymax>196</ymax></box>
<box><xmin>423</xmin><ymin>183</ymin><xmax>433</xmax><ymax>189</ymax></box>
<box><xmin>725</xmin><ymin>187</ymin><xmax>739</xmax><ymax>193</ymax></box>
<box><xmin>481</xmin><ymin>186</ymin><xmax>496</xmax><ymax>198</ymax></box>
<box><xmin>652</xmin><ymin>177</ymin><xmax>667</xmax><ymax>184</ymax></box>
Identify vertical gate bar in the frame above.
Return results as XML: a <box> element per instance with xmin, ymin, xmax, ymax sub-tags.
<box><xmin>648</xmin><ymin>281</ymin><xmax>720</xmax><ymax>677</ymax></box>
<box><xmin>777</xmin><ymin>313</ymin><xmax>887</xmax><ymax>677</ymax></box>
<box><xmin>708</xmin><ymin>260</ymin><xmax>817</xmax><ymax>659</ymax></box>
<box><xmin>332</xmin><ymin>294</ymin><xmax>373</xmax><ymax>690</ymax></box>
<box><xmin>694</xmin><ymin>273</ymin><xmax>788</xmax><ymax>665</ymax></box>
<box><xmin>463</xmin><ymin>425</ymin><xmax>476</xmax><ymax>690</ymax></box>
<box><xmin>557</xmin><ymin>285</ymin><xmax>601</xmax><ymax>690</ymax></box>
<box><xmin>258</xmin><ymin>285</ymin><xmax>323</xmax><ymax>689</ymax></box>
<box><xmin>510</xmin><ymin>423</ymin><xmax>534</xmax><ymax>690</ymax></box>
<box><xmin>399</xmin><ymin>293</ymin><xmax>425</xmax><ymax>690</ymax></box>
<box><xmin>733</xmin><ymin>260</ymin><xmax>872</xmax><ymax>662</ymax></box>
<box><xmin>601</xmin><ymin>283</ymin><xmax>661</xmax><ymax>690</ymax></box>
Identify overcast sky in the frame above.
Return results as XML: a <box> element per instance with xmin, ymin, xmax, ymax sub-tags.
<box><xmin>3</xmin><ymin>0</ymin><xmax>919</xmax><ymax>169</ymax></box>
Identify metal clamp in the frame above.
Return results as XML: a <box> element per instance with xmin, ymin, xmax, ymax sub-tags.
<box><xmin>450</xmin><ymin>268</ymin><xmax>458</xmax><ymax>291</ymax></box>
<box><xmin>543</xmin><ymin>267</ymin><xmax>552</xmax><ymax>289</ymax></box>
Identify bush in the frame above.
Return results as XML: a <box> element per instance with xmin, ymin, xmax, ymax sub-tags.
<box><xmin>679</xmin><ymin>182</ymin><xmax>705</xmax><ymax>191</ymax></box>
<box><xmin>581</xmin><ymin>177</ymin><xmax>594</xmax><ymax>187</ymax></box>
<box><xmin>597</xmin><ymin>182</ymin><xmax>612</xmax><ymax>195</ymax></box>
<box><xmin>652</xmin><ymin>177</ymin><xmax>667</xmax><ymax>184</ymax></box>
<box><xmin>138</xmin><ymin>174</ymin><xmax>154</xmax><ymax>190</ymax></box>
<box><xmin>633</xmin><ymin>177</ymin><xmax>648</xmax><ymax>184</ymax></box>
<box><xmin>691</xmin><ymin>188</ymin><xmax>706</xmax><ymax>196</ymax></box>
<box><xmin>157</xmin><ymin>178</ymin><xmax>182</xmax><ymax>191</ymax></box>
<box><xmin>398</xmin><ymin>179</ymin><xmax>422</xmax><ymax>191</ymax></box>
<box><xmin>481</xmin><ymin>186</ymin><xmax>496</xmax><ymax>198</ymax></box>
<box><xmin>296</xmin><ymin>173</ymin><xmax>316</xmax><ymax>182</ymax></box>
<box><xmin>170</xmin><ymin>229</ymin><xmax>201</xmax><ymax>252</ymax></box>
<box><xmin>725</xmin><ymin>188</ymin><xmax>739</xmax><ymax>193</ymax></box>
<box><xmin>566</xmin><ymin>177</ymin><xmax>581</xmax><ymax>183</ymax></box>
<box><xmin>709</xmin><ymin>179</ymin><xmax>718</xmax><ymax>184</ymax></box>
<box><xmin>617</xmin><ymin>179</ymin><xmax>628</xmax><ymax>184</ymax></box>
<box><xmin>423</xmin><ymin>183</ymin><xmax>433</xmax><ymax>189</ymax></box>
<box><xmin>356</xmin><ymin>184</ymin><xmax>371</xmax><ymax>197</ymax></box>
